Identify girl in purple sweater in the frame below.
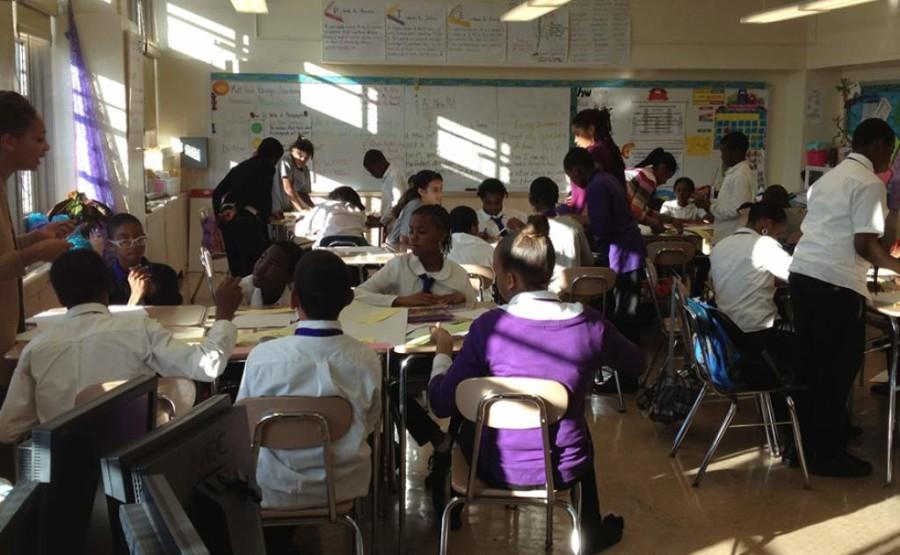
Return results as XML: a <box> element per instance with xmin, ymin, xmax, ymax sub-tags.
<box><xmin>428</xmin><ymin>216</ymin><xmax>644</xmax><ymax>553</ymax></box>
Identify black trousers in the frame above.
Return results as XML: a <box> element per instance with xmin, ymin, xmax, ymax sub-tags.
<box><xmin>789</xmin><ymin>273</ymin><xmax>865</xmax><ymax>459</ymax></box>
<box><xmin>221</xmin><ymin>211</ymin><xmax>270</xmax><ymax>277</ymax></box>
<box><xmin>609</xmin><ymin>267</ymin><xmax>643</xmax><ymax>345</ymax></box>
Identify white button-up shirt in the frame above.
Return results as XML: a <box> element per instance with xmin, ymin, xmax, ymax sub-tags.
<box><xmin>0</xmin><ymin>303</ymin><xmax>237</xmax><ymax>443</ymax></box>
<box><xmin>354</xmin><ymin>253</ymin><xmax>477</xmax><ymax>307</ymax></box>
<box><xmin>380</xmin><ymin>163</ymin><xmax>405</xmax><ymax>223</ymax></box>
<box><xmin>240</xmin><ymin>275</ymin><xmax>291</xmax><ymax>308</ymax></box>
<box><xmin>710</xmin><ymin>227</ymin><xmax>792</xmax><ymax>333</ymax></box>
<box><xmin>478</xmin><ymin>207</ymin><xmax>529</xmax><ymax>240</ymax></box>
<box><xmin>790</xmin><ymin>153</ymin><xmax>886</xmax><ymax>299</ymax></box>
<box><xmin>236</xmin><ymin>320</ymin><xmax>381</xmax><ymax>509</ymax></box>
<box><xmin>447</xmin><ymin>232</ymin><xmax>495</xmax><ymax>268</ymax></box>
<box><xmin>712</xmin><ymin>160</ymin><xmax>756</xmax><ymax>244</ymax></box>
<box><xmin>296</xmin><ymin>200</ymin><xmax>367</xmax><ymax>247</ymax></box>
<box><xmin>661</xmin><ymin>200</ymin><xmax>708</xmax><ymax>221</ymax></box>
<box><xmin>547</xmin><ymin>215</ymin><xmax>594</xmax><ymax>292</ymax></box>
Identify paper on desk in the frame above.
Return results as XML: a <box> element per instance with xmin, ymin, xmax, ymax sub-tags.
<box><xmin>453</xmin><ymin>308</ymin><xmax>489</xmax><ymax>321</ymax></box>
<box><xmin>27</xmin><ymin>305</ymin><xmax>147</xmax><ymax>327</ymax></box>
<box><xmin>236</xmin><ymin>307</ymin><xmax>295</xmax><ymax>316</ymax></box>
<box><xmin>405</xmin><ymin>321</ymin><xmax>472</xmax><ymax>347</ymax></box>
<box><xmin>232</xmin><ymin>312</ymin><xmax>295</xmax><ymax>329</ymax></box>
<box><xmin>357</xmin><ymin>307</ymin><xmax>401</xmax><ymax>325</ymax></box>
<box><xmin>236</xmin><ymin>326</ymin><xmax>295</xmax><ymax>346</ymax></box>
<box><xmin>15</xmin><ymin>328</ymin><xmax>41</xmax><ymax>341</ymax></box>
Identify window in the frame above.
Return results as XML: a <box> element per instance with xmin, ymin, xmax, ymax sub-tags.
<box><xmin>130</xmin><ymin>0</ymin><xmax>157</xmax><ymax>49</ymax></box>
<box><xmin>14</xmin><ymin>39</ymin><xmax>34</xmax><ymax>218</ymax></box>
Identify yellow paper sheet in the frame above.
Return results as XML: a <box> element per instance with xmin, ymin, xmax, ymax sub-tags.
<box><xmin>357</xmin><ymin>307</ymin><xmax>401</xmax><ymax>325</ymax></box>
<box><xmin>686</xmin><ymin>135</ymin><xmax>713</xmax><ymax>156</ymax></box>
<box><xmin>235</xmin><ymin>307</ymin><xmax>295</xmax><ymax>316</ymax></box>
<box><xmin>236</xmin><ymin>326</ymin><xmax>295</xmax><ymax>346</ymax></box>
<box><xmin>405</xmin><ymin>321</ymin><xmax>472</xmax><ymax>347</ymax></box>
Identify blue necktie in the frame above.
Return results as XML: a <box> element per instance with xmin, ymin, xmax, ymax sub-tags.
<box><xmin>490</xmin><ymin>215</ymin><xmax>505</xmax><ymax>233</ymax></box>
<box><xmin>294</xmin><ymin>328</ymin><xmax>343</xmax><ymax>337</ymax></box>
<box><xmin>419</xmin><ymin>274</ymin><xmax>435</xmax><ymax>294</ymax></box>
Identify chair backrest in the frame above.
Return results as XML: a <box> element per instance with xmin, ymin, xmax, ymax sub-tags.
<box><xmin>647</xmin><ymin>240</ymin><xmax>696</xmax><ymax>271</ymax></box>
<box><xmin>558</xmin><ymin>267</ymin><xmax>616</xmax><ymax>312</ymax></box>
<box><xmin>235</xmin><ymin>396</ymin><xmax>353</xmax><ymax>450</ymax></box>
<box><xmin>199</xmin><ymin>246</ymin><xmax>215</xmax><ymax>280</ymax></box>
<box><xmin>75</xmin><ymin>379</ymin><xmax>179</xmax><ymax>426</ymax></box>
<box><xmin>461</xmin><ymin>264</ymin><xmax>495</xmax><ymax>303</ymax></box>
<box><xmin>156</xmin><ymin>377</ymin><xmax>197</xmax><ymax>419</ymax></box>
<box><xmin>455</xmin><ymin>377</ymin><xmax>569</xmax><ymax>429</ymax></box>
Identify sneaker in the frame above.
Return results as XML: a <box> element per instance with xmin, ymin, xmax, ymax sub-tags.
<box><xmin>808</xmin><ymin>452</ymin><xmax>872</xmax><ymax>478</ymax></box>
<box><xmin>582</xmin><ymin>514</ymin><xmax>625</xmax><ymax>553</ymax></box>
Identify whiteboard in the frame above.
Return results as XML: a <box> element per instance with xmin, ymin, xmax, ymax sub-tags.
<box><xmin>209</xmin><ymin>76</ymin><xmax>570</xmax><ymax>192</ymax></box>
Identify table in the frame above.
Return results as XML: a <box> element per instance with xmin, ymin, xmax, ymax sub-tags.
<box><xmin>643</xmin><ymin>225</ymin><xmax>712</xmax><ymax>255</ymax></box>
<box><xmin>320</xmin><ymin>246</ymin><xmax>402</xmax><ymax>267</ymax></box>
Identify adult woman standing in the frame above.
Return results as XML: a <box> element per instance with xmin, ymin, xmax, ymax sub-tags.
<box><xmin>273</xmin><ymin>135</ymin><xmax>315</xmax><ymax>212</ymax></box>
<box><xmin>0</xmin><ymin>92</ymin><xmax>74</xmax><ymax>355</ymax></box>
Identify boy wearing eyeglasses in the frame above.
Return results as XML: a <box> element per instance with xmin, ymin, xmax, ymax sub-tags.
<box><xmin>107</xmin><ymin>213</ymin><xmax>182</xmax><ymax>306</ymax></box>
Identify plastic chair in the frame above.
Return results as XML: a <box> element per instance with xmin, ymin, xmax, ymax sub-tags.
<box><xmin>676</xmin><ymin>299</ymin><xmax>810</xmax><ymax>489</ymax></box>
<box><xmin>557</xmin><ymin>267</ymin><xmax>624</xmax><ymax>413</ymax></box>
<box><xmin>191</xmin><ymin>208</ymin><xmax>228</xmax><ymax>303</ymax></box>
<box><xmin>74</xmin><ymin>377</ymin><xmax>191</xmax><ymax>426</ymax></box>
<box><xmin>235</xmin><ymin>396</ymin><xmax>365</xmax><ymax>554</ymax></box>
<box><xmin>438</xmin><ymin>377</ymin><xmax>581</xmax><ymax>555</ymax></box>
<box><xmin>460</xmin><ymin>264</ymin><xmax>495</xmax><ymax>303</ymax></box>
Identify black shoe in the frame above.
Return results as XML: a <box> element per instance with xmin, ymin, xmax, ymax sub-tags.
<box><xmin>871</xmin><ymin>382</ymin><xmax>890</xmax><ymax>395</ymax></box>
<box><xmin>583</xmin><ymin>514</ymin><xmax>625</xmax><ymax>553</ymax></box>
<box><xmin>593</xmin><ymin>373</ymin><xmax>638</xmax><ymax>394</ymax></box>
<box><xmin>808</xmin><ymin>453</ymin><xmax>872</xmax><ymax>478</ymax></box>
<box><xmin>429</xmin><ymin>450</ymin><xmax>452</xmax><ymax>523</ymax></box>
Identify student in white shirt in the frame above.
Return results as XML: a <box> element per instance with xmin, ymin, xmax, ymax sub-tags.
<box><xmin>661</xmin><ymin>177</ymin><xmax>711</xmax><ymax>223</ymax></box>
<box><xmin>363</xmin><ymin>149</ymin><xmax>404</xmax><ymax>226</ymax></box>
<box><xmin>236</xmin><ymin>250</ymin><xmax>380</xmax><ymax>524</ymax></box>
<box><xmin>789</xmin><ymin>119</ymin><xmax>899</xmax><ymax>478</ymax></box>
<box><xmin>0</xmin><ymin>249</ymin><xmax>242</xmax><ymax>443</ymax></box>
<box><xmin>238</xmin><ymin>241</ymin><xmax>304</xmax><ymax>307</ymax></box>
<box><xmin>697</xmin><ymin>132</ymin><xmax>756</xmax><ymax>244</ymax></box>
<box><xmin>357</xmin><ymin>204</ymin><xmax>476</xmax><ymax>307</ymax></box>
<box><xmin>447</xmin><ymin>206</ymin><xmax>494</xmax><ymax>268</ymax></box>
<box><xmin>477</xmin><ymin>178</ymin><xmax>527</xmax><ymax>240</ymax></box>
<box><xmin>528</xmin><ymin>177</ymin><xmax>594</xmax><ymax>291</ymax></box>
<box><xmin>386</xmin><ymin>170</ymin><xmax>444</xmax><ymax>245</ymax></box>
<box><xmin>297</xmin><ymin>186</ymin><xmax>368</xmax><ymax>247</ymax></box>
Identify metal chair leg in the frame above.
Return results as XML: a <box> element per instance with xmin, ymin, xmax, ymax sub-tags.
<box><xmin>671</xmin><ymin>383</ymin><xmax>708</xmax><ymax>456</ymax></box>
<box><xmin>785</xmin><ymin>395</ymin><xmax>810</xmax><ymax>489</ymax></box>
<box><xmin>763</xmin><ymin>393</ymin><xmax>781</xmax><ymax>458</ymax></box>
<box><xmin>439</xmin><ymin>498</ymin><xmax>465</xmax><ymax>555</ymax></box>
<box><xmin>189</xmin><ymin>273</ymin><xmax>204</xmax><ymax>303</ymax></box>
<box><xmin>693</xmin><ymin>401</ymin><xmax>737</xmax><ymax>487</ymax></box>
<box><xmin>757</xmin><ymin>394</ymin><xmax>776</xmax><ymax>458</ymax></box>
<box><xmin>563</xmin><ymin>502</ymin><xmax>581</xmax><ymax>555</ymax></box>
<box><xmin>545</xmin><ymin>496</ymin><xmax>554</xmax><ymax>549</ymax></box>
<box><xmin>341</xmin><ymin>514</ymin><xmax>366</xmax><ymax>555</ymax></box>
<box><xmin>613</xmin><ymin>371</ymin><xmax>625</xmax><ymax>413</ymax></box>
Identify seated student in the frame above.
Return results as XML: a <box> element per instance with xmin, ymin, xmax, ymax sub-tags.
<box><xmin>236</xmin><ymin>250</ymin><xmax>380</xmax><ymax>520</ymax></box>
<box><xmin>297</xmin><ymin>186</ymin><xmax>368</xmax><ymax>247</ymax></box>
<box><xmin>710</xmin><ymin>201</ymin><xmax>791</xmax><ymax>356</ymax></box>
<box><xmin>107</xmin><ymin>213</ymin><xmax>182</xmax><ymax>306</ymax></box>
<box><xmin>476</xmin><ymin>178</ymin><xmax>527</xmax><ymax>240</ymax></box>
<box><xmin>0</xmin><ymin>249</ymin><xmax>242</xmax><ymax>443</ymax></box>
<box><xmin>427</xmin><ymin>217</ymin><xmax>643</xmax><ymax>552</ymax></box>
<box><xmin>528</xmin><ymin>177</ymin><xmax>593</xmax><ymax>290</ymax></box>
<box><xmin>660</xmin><ymin>177</ymin><xmax>711</xmax><ymax>223</ymax></box>
<box><xmin>762</xmin><ymin>184</ymin><xmax>804</xmax><ymax>245</ymax></box>
<box><xmin>386</xmin><ymin>170</ymin><xmax>443</xmax><ymax>245</ymax></box>
<box><xmin>357</xmin><ymin>204</ymin><xmax>476</xmax><ymax>307</ymax></box>
<box><xmin>239</xmin><ymin>241</ymin><xmax>304</xmax><ymax>308</ymax></box>
<box><xmin>363</xmin><ymin>149</ymin><xmax>404</xmax><ymax>226</ymax></box>
<box><xmin>447</xmin><ymin>206</ymin><xmax>494</xmax><ymax>268</ymax></box>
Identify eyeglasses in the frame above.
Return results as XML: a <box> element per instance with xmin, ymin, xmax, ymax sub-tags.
<box><xmin>108</xmin><ymin>236</ymin><xmax>148</xmax><ymax>248</ymax></box>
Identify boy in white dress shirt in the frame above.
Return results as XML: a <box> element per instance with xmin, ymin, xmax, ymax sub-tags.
<box><xmin>447</xmin><ymin>206</ymin><xmax>494</xmax><ymax>268</ymax></box>
<box><xmin>789</xmin><ymin>119</ymin><xmax>899</xmax><ymax>478</ymax></box>
<box><xmin>363</xmin><ymin>149</ymin><xmax>404</xmax><ymax>226</ymax></box>
<box><xmin>236</xmin><ymin>250</ymin><xmax>380</xmax><ymax>550</ymax></box>
<box><xmin>697</xmin><ymin>132</ymin><xmax>756</xmax><ymax>244</ymax></box>
<box><xmin>660</xmin><ymin>177</ymin><xmax>711</xmax><ymax>223</ymax></box>
<box><xmin>477</xmin><ymin>178</ymin><xmax>527</xmax><ymax>240</ymax></box>
<box><xmin>238</xmin><ymin>241</ymin><xmax>304</xmax><ymax>307</ymax></box>
<box><xmin>0</xmin><ymin>249</ymin><xmax>243</xmax><ymax>443</ymax></box>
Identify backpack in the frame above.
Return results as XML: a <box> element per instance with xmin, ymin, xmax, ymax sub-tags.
<box><xmin>636</xmin><ymin>367</ymin><xmax>702</xmax><ymax>424</ymax></box>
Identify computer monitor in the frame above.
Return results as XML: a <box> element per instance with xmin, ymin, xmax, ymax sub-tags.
<box><xmin>0</xmin><ymin>481</ymin><xmax>43</xmax><ymax>555</ymax></box>
<box><xmin>16</xmin><ymin>374</ymin><xmax>158</xmax><ymax>555</ymax></box>
<box><xmin>118</xmin><ymin>474</ymin><xmax>210</xmax><ymax>555</ymax></box>
<box><xmin>102</xmin><ymin>395</ymin><xmax>264</xmax><ymax>554</ymax></box>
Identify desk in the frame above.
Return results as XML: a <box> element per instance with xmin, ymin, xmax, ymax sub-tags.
<box><xmin>320</xmin><ymin>246</ymin><xmax>401</xmax><ymax>267</ymax></box>
<box><xmin>644</xmin><ymin>226</ymin><xmax>712</xmax><ymax>255</ymax></box>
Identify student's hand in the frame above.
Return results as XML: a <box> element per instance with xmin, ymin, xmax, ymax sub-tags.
<box><xmin>435</xmin><ymin>292</ymin><xmax>466</xmax><ymax>306</ymax></box>
<box><xmin>127</xmin><ymin>267</ymin><xmax>153</xmax><ymax>305</ymax></box>
<box><xmin>430</xmin><ymin>324</ymin><xmax>454</xmax><ymax>356</ymax></box>
<box><xmin>506</xmin><ymin>217</ymin><xmax>525</xmax><ymax>231</ymax></box>
<box><xmin>214</xmin><ymin>277</ymin><xmax>243</xmax><ymax>321</ymax></box>
<box><xmin>20</xmin><ymin>238</ymin><xmax>71</xmax><ymax>266</ymax></box>
<box><xmin>219</xmin><ymin>208</ymin><xmax>237</xmax><ymax>222</ymax></box>
<box><xmin>89</xmin><ymin>229</ymin><xmax>106</xmax><ymax>254</ymax></box>
<box><xmin>35</xmin><ymin>220</ymin><xmax>76</xmax><ymax>241</ymax></box>
<box><xmin>393</xmin><ymin>292</ymin><xmax>443</xmax><ymax>307</ymax></box>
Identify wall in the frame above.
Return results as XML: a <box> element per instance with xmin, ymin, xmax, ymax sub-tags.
<box><xmin>807</xmin><ymin>0</ymin><xmax>900</xmax><ymax>70</ymax></box>
<box><xmin>0</xmin><ymin>2</ymin><xmax>14</xmax><ymax>90</ymax></box>
<box><xmin>154</xmin><ymin>0</ymin><xmax>812</xmax><ymax>191</ymax></box>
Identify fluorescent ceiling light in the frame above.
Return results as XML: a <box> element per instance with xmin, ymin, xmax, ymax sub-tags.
<box><xmin>501</xmin><ymin>0</ymin><xmax>572</xmax><ymax>22</ymax></box>
<box><xmin>740</xmin><ymin>3</ymin><xmax>819</xmax><ymax>23</ymax></box>
<box><xmin>230</xmin><ymin>0</ymin><xmax>268</xmax><ymax>14</ymax></box>
<box><xmin>800</xmin><ymin>0</ymin><xmax>878</xmax><ymax>9</ymax></box>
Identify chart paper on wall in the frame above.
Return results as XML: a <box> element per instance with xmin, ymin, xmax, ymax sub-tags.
<box><xmin>386</xmin><ymin>1</ymin><xmax>446</xmax><ymax>64</ymax></box>
<box><xmin>446</xmin><ymin>2</ymin><xmax>507</xmax><ymax>64</ymax></box>
<box><xmin>507</xmin><ymin>3</ymin><xmax>569</xmax><ymax>64</ymax></box>
<box><xmin>322</xmin><ymin>0</ymin><xmax>386</xmax><ymax>62</ymax></box>
<box><xmin>568</xmin><ymin>0</ymin><xmax>630</xmax><ymax>66</ymax></box>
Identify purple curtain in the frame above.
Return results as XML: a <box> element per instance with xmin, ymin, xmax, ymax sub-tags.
<box><xmin>67</xmin><ymin>2</ymin><xmax>116</xmax><ymax>210</ymax></box>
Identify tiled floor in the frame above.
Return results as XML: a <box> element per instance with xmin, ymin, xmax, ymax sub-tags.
<box><xmin>185</xmin><ymin>273</ymin><xmax>900</xmax><ymax>555</ymax></box>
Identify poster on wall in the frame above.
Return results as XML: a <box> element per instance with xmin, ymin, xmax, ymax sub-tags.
<box><xmin>322</xmin><ymin>0</ymin><xmax>386</xmax><ymax>62</ymax></box>
<box><xmin>386</xmin><ymin>2</ymin><xmax>446</xmax><ymax>64</ymax></box>
<box><xmin>446</xmin><ymin>2</ymin><xmax>507</xmax><ymax>64</ymax></box>
<box><xmin>507</xmin><ymin>4</ymin><xmax>569</xmax><ymax>64</ymax></box>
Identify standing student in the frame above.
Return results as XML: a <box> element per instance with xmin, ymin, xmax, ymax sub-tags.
<box><xmin>107</xmin><ymin>213</ymin><xmax>182</xmax><ymax>306</ymax></box>
<box><xmin>0</xmin><ymin>91</ymin><xmax>74</xmax><ymax>355</ymax></box>
<box><xmin>697</xmin><ymin>132</ymin><xmax>756</xmax><ymax>244</ymax></box>
<box><xmin>357</xmin><ymin>204</ymin><xmax>476</xmax><ymax>307</ymax></box>
<box><xmin>528</xmin><ymin>177</ymin><xmax>594</xmax><ymax>290</ymax></box>
<box><xmin>236</xmin><ymin>250</ymin><xmax>380</xmax><ymax>547</ymax></box>
<box><xmin>427</xmin><ymin>217</ymin><xmax>642</xmax><ymax>552</ymax></box>
<box><xmin>386</xmin><ymin>170</ymin><xmax>444</xmax><ymax>245</ymax></box>
<box><xmin>273</xmin><ymin>135</ymin><xmax>315</xmax><ymax>213</ymax></box>
<box><xmin>239</xmin><ymin>241</ymin><xmax>304</xmax><ymax>308</ymax></box>
<box><xmin>476</xmin><ymin>178</ymin><xmax>527</xmax><ymax>240</ymax></box>
<box><xmin>790</xmin><ymin>119</ymin><xmax>899</xmax><ymax>477</ymax></box>
<box><xmin>447</xmin><ymin>206</ymin><xmax>494</xmax><ymax>268</ymax></box>
<box><xmin>0</xmin><ymin>249</ymin><xmax>243</xmax><ymax>443</ymax></box>
<box><xmin>213</xmin><ymin>137</ymin><xmax>284</xmax><ymax>277</ymax></box>
<box><xmin>661</xmin><ymin>177</ymin><xmax>711</xmax><ymax>222</ymax></box>
<box><xmin>297</xmin><ymin>186</ymin><xmax>368</xmax><ymax>247</ymax></box>
<box><xmin>625</xmin><ymin>148</ymin><xmax>678</xmax><ymax>233</ymax></box>
<box><xmin>363</xmin><ymin>149</ymin><xmax>404</xmax><ymax>225</ymax></box>
<box><xmin>570</xmin><ymin>108</ymin><xmax>627</xmax><ymax>215</ymax></box>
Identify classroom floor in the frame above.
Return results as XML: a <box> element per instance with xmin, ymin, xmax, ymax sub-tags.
<box><xmin>184</xmin><ymin>273</ymin><xmax>900</xmax><ymax>555</ymax></box>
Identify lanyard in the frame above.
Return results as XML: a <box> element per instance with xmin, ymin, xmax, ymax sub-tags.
<box><xmin>294</xmin><ymin>328</ymin><xmax>343</xmax><ymax>337</ymax></box>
